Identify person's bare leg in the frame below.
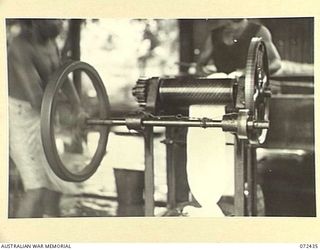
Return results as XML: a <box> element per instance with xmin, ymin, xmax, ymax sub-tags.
<box><xmin>42</xmin><ymin>189</ymin><xmax>62</xmax><ymax>217</ymax></box>
<box><xmin>15</xmin><ymin>188</ymin><xmax>45</xmax><ymax>218</ymax></box>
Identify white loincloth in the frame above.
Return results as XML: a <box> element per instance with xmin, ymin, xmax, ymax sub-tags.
<box><xmin>9</xmin><ymin>97</ymin><xmax>79</xmax><ymax>194</ymax></box>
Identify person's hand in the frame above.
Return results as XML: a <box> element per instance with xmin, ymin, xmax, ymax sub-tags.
<box><xmin>57</xmin><ymin>103</ymin><xmax>77</xmax><ymax>127</ymax></box>
<box><xmin>196</xmin><ymin>64</ymin><xmax>217</xmax><ymax>77</ymax></box>
<box><xmin>74</xmin><ymin>106</ymin><xmax>89</xmax><ymax>130</ymax></box>
<box><xmin>228</xmin><ymin>69</ymin><xmax>245</xmax><ymax>78</ymax></box>
<box><xmin>70</xmin><ymin>106</ymin><xmax>89</xmax><ymax>143</ymax></box>
<box><xmin>59</xmin><ymin>104</ymin><xmax>89</xmax><ymax>128</ymax></box>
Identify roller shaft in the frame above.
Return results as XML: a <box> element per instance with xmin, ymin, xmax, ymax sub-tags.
<box><xmin>86</xmin><ymin>118</ymin><xmax>269</xmax><ymax>129</ymax></box>
<box><xmin>87</xmin><ymin>118</ymin><xmax>222</xmax><ymax>128</ymax></box>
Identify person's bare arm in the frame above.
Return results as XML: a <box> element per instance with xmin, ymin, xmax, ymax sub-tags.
<box><xmin>196</xmin><ymin>34</ymin><xmax>214</xmax><ymax>74</ymax></box>
<box><xmin>8</xmin><ymin>42</ymin><xmax>44</xmax><ymax>112</ymax></box>
<box><xmin>256</xmin><ymin>26</ymin><xmax>281</xmax><ymax>75</ymax></box>
<box><xmin>61</xmin><ymin>77</ymin><xmax>81</xmax><ymax>111</ymax></box>
<box><xmin>52</xmin><ymin>38</ymin><xmax>81</xmax><ymax>112</ymax></box>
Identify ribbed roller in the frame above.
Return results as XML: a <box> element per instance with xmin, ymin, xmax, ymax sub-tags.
<box><xmin>158</xmin><ymin>78</ymin><xmax>236</xmax><ymax>106</ymax></box>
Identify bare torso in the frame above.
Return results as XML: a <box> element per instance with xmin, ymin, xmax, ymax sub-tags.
<box><xmin>8</xmin><ymin>34</ymin><xmax>60</xmax><ymax>105</ymax></box>
<box><xmin>221</xmin><ymin>20</ymin><xmax>249</xmax><ymax>45</ymax></box>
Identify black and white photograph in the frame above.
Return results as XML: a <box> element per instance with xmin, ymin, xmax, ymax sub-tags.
<box><xmin>5</xmin><ymin>17</ymin><xmax>315</xmax><ymax>220</ymax></box>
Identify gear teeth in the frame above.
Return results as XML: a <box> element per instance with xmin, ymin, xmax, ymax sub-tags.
<box><xmin>132</xmin><ymin>78</ymin><xmax>149</xmax><ymax>108</ymax></box>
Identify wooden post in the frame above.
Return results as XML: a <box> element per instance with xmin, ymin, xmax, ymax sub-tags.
<box><xmin>62</xmin><ymin>19</ymin><xmax>84</xmax><ymax>154</ymax></box>
<box><xmin>165</xmin><ymin>126</ymin><xmax>190</xmax><ymax>209</ymax></box>
<box><xmin>234</xmin><ymin>137</ymin><xmax>246</xmax><ymax>216</ymax></box>
<box><xmin>144</xmin><ymin>127</ymin><xmax>155</xmax><ymax>216</ymax></box>
<box><xmin>246</xmin><ymin>144</ymin><xmax>257</xmax><ymax>216</ymax></box>
<box><xmin>166</xmin><ymin>128</ymin><xmax>176</xmax><ymax>209</ymax></box>
<box><xmin>179</xmin><ymin>19</ymin><xmax>194</xmax><ymax>73</ymax></box>
<box><xmin>69</xmin><ymin>19</ymin><xmax>82</xmax><ymax>92</ymax></box>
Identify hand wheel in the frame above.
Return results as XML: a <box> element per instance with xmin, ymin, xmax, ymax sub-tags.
<box><xmin>41</xmin><ymin>61</ymin><xmax>110</xmax><ymax>182</ymax></box>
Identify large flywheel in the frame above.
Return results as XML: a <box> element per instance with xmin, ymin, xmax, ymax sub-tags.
<box><xmin>244</xmin><ymin>37</ymin><xmax>270</xmax><ymax>144</ymax></box>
